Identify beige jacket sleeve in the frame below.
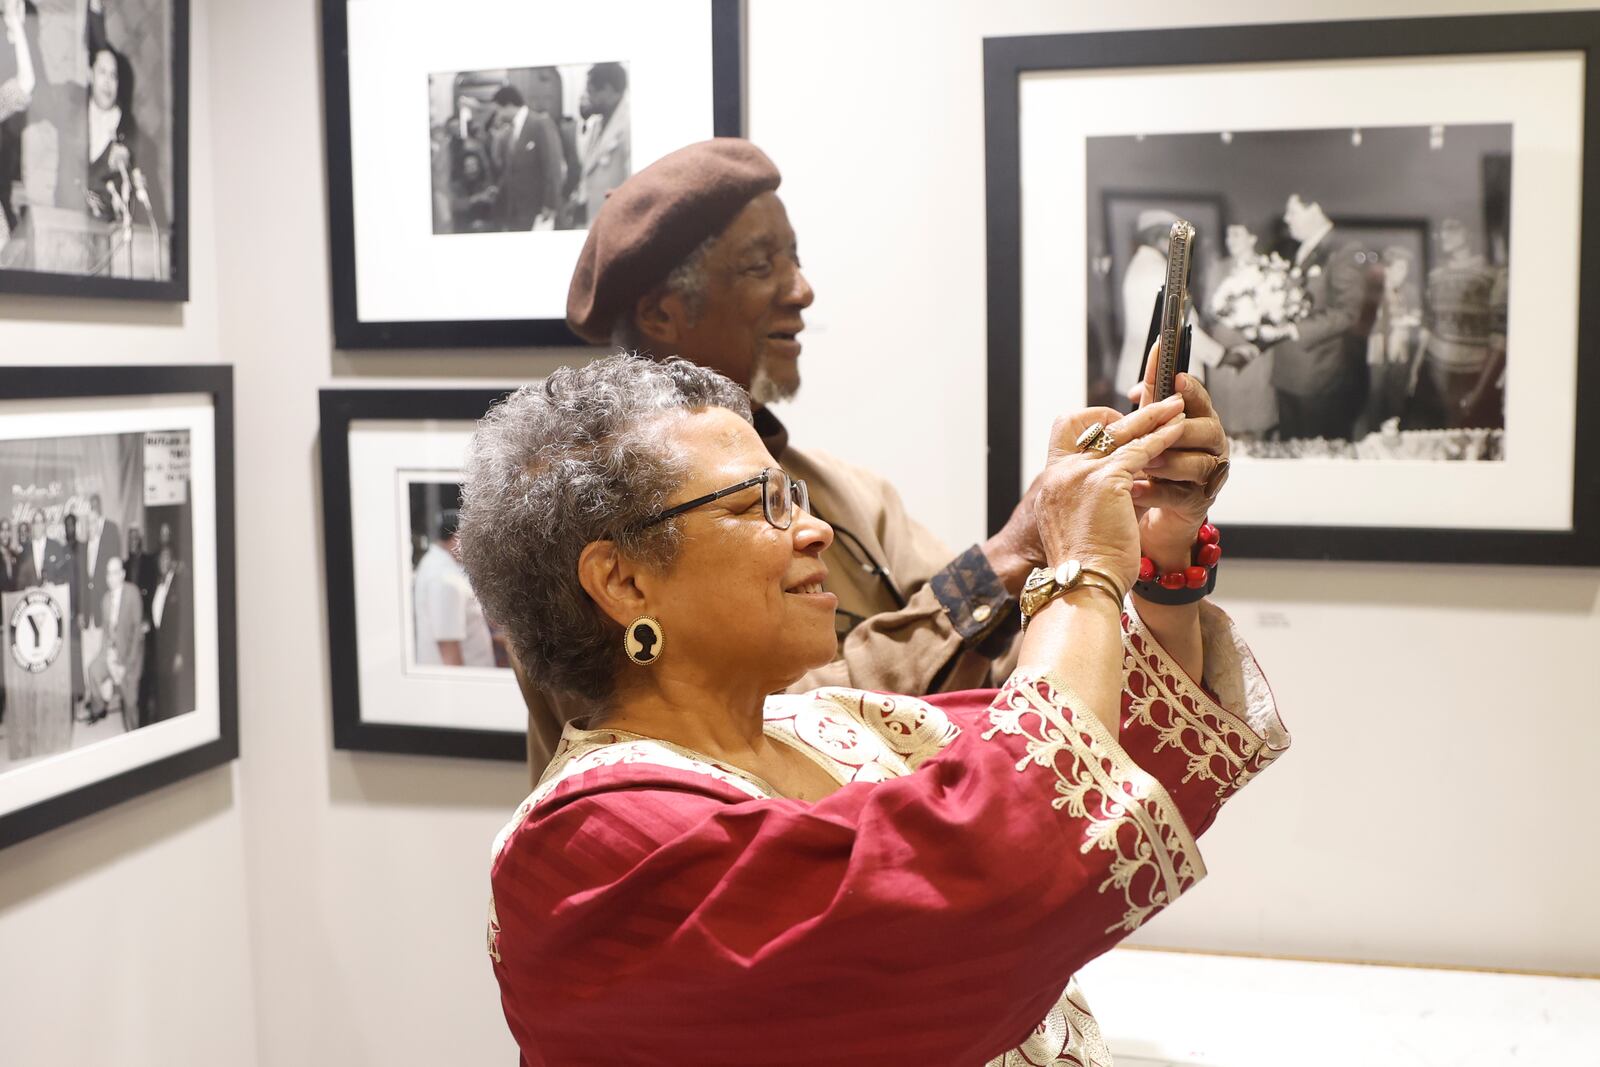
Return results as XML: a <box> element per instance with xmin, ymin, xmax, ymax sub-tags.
<box><xmin>785</xmin><ymin>448</ymin><xmax>1018</xmax><ymax>698</ymax></box>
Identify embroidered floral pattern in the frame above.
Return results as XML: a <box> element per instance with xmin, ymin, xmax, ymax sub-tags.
<box><xmin>981</xmin><ymin>672</ymin><xmax>1203</xmax><ymax>935</ymax></box>
<box><xmin>986</xmin><ymin>977</ymin><xmax>1112</xmax><ymax>1067</ymax></box>
<box><xmin>486</xmin><ymin>896</ymin><xmax>501</xmax><ymax>964</ymax></box>
<box><xmin>1120</xmin><ymin>605</ymin><xmax>1289</xmax><ymax>801</ymax></box>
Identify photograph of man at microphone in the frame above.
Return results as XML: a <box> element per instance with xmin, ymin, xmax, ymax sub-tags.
<box><xmin>0</xmin><ymin>0</ymin><xmax>173</xmax><ymax>283</ymax></box>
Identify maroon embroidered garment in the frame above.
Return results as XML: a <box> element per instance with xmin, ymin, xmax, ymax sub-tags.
<box><xmin>487</xmin><ymin>602</ymin><xmax>1287</xmax><ymax>1065</ymax></box>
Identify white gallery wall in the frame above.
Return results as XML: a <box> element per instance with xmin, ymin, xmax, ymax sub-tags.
<box><xmin>0</xmin><ymin>0</ymin><xmax>1594</xmax><ymax>1064</ymax></box>
<box><xmin>0</xmin><ymin>4</ymin><xmax>262</xmax><ymax>1067</ymax></box>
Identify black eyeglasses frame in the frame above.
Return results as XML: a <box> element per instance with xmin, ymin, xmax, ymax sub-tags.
<box><xmin>637</xmin><ymin>467</ymin><xmax>809</xmax><ymax>531</ymax></box>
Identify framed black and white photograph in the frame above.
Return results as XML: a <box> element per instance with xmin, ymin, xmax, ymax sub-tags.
<box><xmin>0</xmin><ymin>0</ymin><xmax>188</xmax><ymax>300</ymax></box>
<box><xmin>323</xmin><ymin>0</ymin><xmax>742</xmax><ymax>349</ymax></box>
<box><xmin>0</xmin><ymin>365</ymin><xmax>234</xmax><ymax>850</ymax></box>
<box><xmin>985</xmin><ymin>13</ymin><xmax>1600</xmax><ymax>564</ymax></box>
<box><xmin>320</xmin><ymin>388</ymin><xmax>525</xmax><ymax>761</ymax></box>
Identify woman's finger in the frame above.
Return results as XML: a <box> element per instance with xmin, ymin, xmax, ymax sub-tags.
<box><xmin>1141</xmin><ymin>450</ymin><xmax>1225</xmax><ymax>486</ymax></box>
<box><xmin>1049</xmin><ymin>396</ymin><xmax>1183</xmax><ymax>459</ymax></box>
<box><xmin>1130</xmin><ymin>479</ymin><xmax>1210</xmax><ymax>513</ymax></box>
<box><xmin>1102</xmin><ymin>393</ymin><xmax>1185</xmax><ymax>447</ymax></box>
<box><xmin>1046</xmin><ymin>405</ymin><xmax>1130</xmax><ymax>457</ymax></box>
<box><xmin>1106</xmin><ymin>410</ymin><xmax>1187</xmax><ymax>473</ymax></box>
<box><xmin>1174</xmin><ymin>372</ymin><xmax>1222</xmax><ymax>423</ymax></box>
<box><xmin>1168</xmin><ymin>410</ymin><xmax>1227</xmax><ymax>457</ymax></box>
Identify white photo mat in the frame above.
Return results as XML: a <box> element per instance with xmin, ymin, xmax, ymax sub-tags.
<box><xmin>1018</xmin><ymin>51</ymin><xmax>1584</xmax><ymax>531</ymax></box>
<box><xmin>345</xmin><ymin>0</ymin><xmax>719</xmax><ymax>324</ymax></box>
<box><xmin>348</xmin><ymin>419</ymin><xmax>524</xmax><ymax>733</ymax></box>
<box><xmin>0</xmin><ymin>394</ymin><xmax>221</xmax><ymax>819</ymax></box>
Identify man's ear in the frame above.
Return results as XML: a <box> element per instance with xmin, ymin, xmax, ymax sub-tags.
<box><xmin>632</xmin><ymin>287</ymin><xmax>689</xmax><ymax>347</ymax></box>
<box><xmin>577</xmin><ymin>540</ymin><xmax>651</xmax><ymax>628</ymax></box>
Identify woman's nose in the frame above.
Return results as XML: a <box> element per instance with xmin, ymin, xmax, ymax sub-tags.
<box><xmin>793</xmin><ymin>508</ymin><xmax>832</xmax><ymax>553</ymax></box>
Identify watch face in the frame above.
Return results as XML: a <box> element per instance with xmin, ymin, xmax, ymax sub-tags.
<box><xmin>1054</xmin><ymin>559</ymin><xmax>1082</xmax><ymax>587</ymax></box>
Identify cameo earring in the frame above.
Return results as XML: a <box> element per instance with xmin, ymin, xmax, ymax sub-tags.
<box><xmin>624</xmin><ymin>616</ymin><xmax>665</xmax><ymax>665</ymax></box>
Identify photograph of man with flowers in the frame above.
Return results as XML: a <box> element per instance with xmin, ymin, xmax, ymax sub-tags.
<box><xmin>1084</xmin><ymin>122</ymin><xmax>1512</xmax><ymax>463</ymax></box>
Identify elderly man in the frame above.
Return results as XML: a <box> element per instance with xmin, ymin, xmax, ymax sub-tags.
<box><xmin>517</xmin><ymin>138</ymin><xmax>1233</xmax><ymax>778</ymax></box>
<box><xmin>510</xmin><ymin>139</ymin><xmax>1049</xmax><ymax>776</ymax></box>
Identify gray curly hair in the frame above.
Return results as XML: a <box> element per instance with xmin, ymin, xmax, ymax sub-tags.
<box><xmin>458</xmin><ymin>354</ymin><xmax>751</xmax><ymax>711</ymax></box>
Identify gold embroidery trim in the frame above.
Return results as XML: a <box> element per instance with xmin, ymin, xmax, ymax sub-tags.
<box><xmin>1120</xmin><ymin>605</ymin><xmax>1288</xmax><ymax>797</ymax></box>
<box><xmin>982</xmin><ymin>671</ymin><xmax>1204</xmax><ymax>935</ymax></box>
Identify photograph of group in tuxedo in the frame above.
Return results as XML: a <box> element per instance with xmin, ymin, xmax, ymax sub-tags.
<box><xmin>428</xmin><ymin>60</ymin><xmax>631</xmax><ymax>235</ymax></box>
<box><xmin>0</xmin><ymin>0</ymin><xmax>174</xmax><ymax>280</ymax></box>
<box><xmin>0</xmin><ymin>429</ymin><xmax>196</xmax><ymax>772</ymax></box>
<box><xmin>1084</xmin><ymin>123</ymin><xmax>1511</xmax><ymax>457</ymax></box>
<box><xmin>405</xmin><ymin>479</ymin><xmax>509</xmax><ymax>672</ymax></box>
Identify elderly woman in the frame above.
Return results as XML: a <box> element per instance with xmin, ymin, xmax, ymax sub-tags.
<box><xmin>463</xmin><ymin>354</ymin><xmax>1287</xmax><ymax>1065</ymax></box>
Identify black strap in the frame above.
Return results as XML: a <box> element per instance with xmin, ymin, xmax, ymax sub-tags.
<box><xmin>1132</xmin><ymin>563</ymin><xmax>1217</xmax><ymax>606</ymax></box>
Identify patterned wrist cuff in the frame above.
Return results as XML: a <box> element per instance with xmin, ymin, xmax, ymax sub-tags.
<box><xmin>929</xmin><ymin>544</ymin><xmax>1012</xmax><ymax>647</ymax></box>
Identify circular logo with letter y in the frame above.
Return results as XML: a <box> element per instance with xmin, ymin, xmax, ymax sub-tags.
<box><xmin>9</xmin><ymin>591</ymin><xmax>65</xmax><ymax>674</ymax></box>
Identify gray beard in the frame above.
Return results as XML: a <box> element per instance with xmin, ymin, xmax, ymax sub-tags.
<box><xmin>748</xmin><ymin>354</ymin><xmax>798</xmax><ymax>406</ymax></box>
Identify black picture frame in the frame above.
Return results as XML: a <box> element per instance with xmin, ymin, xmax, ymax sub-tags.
<box><xmin>0</xmin><ymin>0</ymin><xmax>190</xmax><ymax>302</ymax></box>
<box><xmin>985</xmin><ymin>13</ymin><xmax>1600</xmax><ymax>565</ymax></box>
<box><xmin>0</xmin><ymin>365</ymin><xmax>235</xmax><ymax>850</ymax></box>
<box><xmin>320</xmin><ymin>0</ymin><xmax>744</xmax><ymax>350</ymax></box>
<box><xmin>319</xmin><ymin>387</ymin><xmax>524</xmax><ymax>761</ymax></box>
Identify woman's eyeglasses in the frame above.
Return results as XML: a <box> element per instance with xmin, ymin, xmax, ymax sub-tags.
<box><xmin>638</xmin><ymin>467</ymin><xmax>811</xmax><ymax>531</ymax></box>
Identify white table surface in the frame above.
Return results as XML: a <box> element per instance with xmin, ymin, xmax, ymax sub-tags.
<box><xmin>1076</xmin><ymin>947</ymin><xmax>1600</xmax><ymax>1066</ymax></box>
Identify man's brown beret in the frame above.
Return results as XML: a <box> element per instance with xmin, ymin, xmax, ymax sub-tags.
<box><xmin>566</xmin><ymin>138</ymin><xmax>782</xmax><ymax>343</ymax></box>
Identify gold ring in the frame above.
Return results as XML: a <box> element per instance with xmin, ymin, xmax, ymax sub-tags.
<box><xmin>1075</xmin><ymin>423</ymin><xmax>1116</xmax><ymax>454</ymax></box>
<box><xmin>1074</xmin><ymin>423</ymin><xmax>1106</xmax><ymax>452</ymax></box>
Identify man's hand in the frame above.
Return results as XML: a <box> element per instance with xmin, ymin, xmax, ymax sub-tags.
<box><xmin>1220</xmin><ymin>343</ymin><xmax>1258</xmax><ymax>370</ymax></box>
<box><xmin>981</xmin><ymin>471</ymin><xmax>1047</xmax><ymax>597</ymax></box>
<box><xmin>107</xmin><ymin>143</ymin><xmax>131</xmax><ymax>174</ymax></box>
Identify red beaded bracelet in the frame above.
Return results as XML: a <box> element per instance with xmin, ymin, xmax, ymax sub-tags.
<box><xmin>1135</xmin><ymin>522</ymin><xmax>1221</xmax><ymax>603</ymax></box>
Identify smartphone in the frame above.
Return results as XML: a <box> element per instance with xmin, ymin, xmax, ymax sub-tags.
<box><xmin>1137</xmin><ymin>219</ymin><xmax>1196</xmax><ymax>405</ymax></box>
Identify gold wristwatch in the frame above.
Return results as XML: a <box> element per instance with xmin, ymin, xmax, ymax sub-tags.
<box><xmin>1018</xmin><ymin>561</ymin><xmax>1125</xmax><ymax>628</ymax></box>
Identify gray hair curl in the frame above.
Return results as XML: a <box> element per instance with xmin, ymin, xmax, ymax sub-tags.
<box><xmin>458</xmin><ymin>354</ymin><xmax>751</xmax><ymax>712</ymax></box>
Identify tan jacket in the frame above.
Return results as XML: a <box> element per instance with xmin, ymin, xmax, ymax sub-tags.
<box><xmin>517</xmin><ymin>409</ymin><xmax>1017</xmax><ymax>781</ymax></box>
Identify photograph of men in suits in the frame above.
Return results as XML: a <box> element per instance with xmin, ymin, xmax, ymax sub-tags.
<box><xmin>142</xmin><ymin>544</ymin><xmax>191</xmax><ymax>723</ymax></box>
<box><xmin>85</xmin><ymin>554</ymin><xmax>142</xmax><ymax>730</ymax></box>
<box><xmin>1256</xmin><ymin>194</ymin><xmax>1370</xmax><ymax>442</ymax></box>
<box><xmin>124</xmin><ymin>524</ymin><xmax>157</xmax><ymax>616</ymax></box>
<box><xmin>0</xmin><ymin>516</ymin><xmax>12</xmax><ymax>729</ymax></box>
<box><xmin>574</xmin><ymin>61</ymin><xmax>630</xmax><ymax>226</ymax></box>
<box><xmin>429</xmin><ymin>62</ymin><xmax>630</xmax><ymax>236</ymax></box>
<box><xmin>59</xmin><ymin>511</ymin><xmax>86</xmax><ymax>713</ymax></box>
<box><xmin>83</xmin><ymin>493</ymin><xmax>121</xmax><ymax>628</ymax></box>
<box><xmin>489</xmin><ymin>85</ymin><xmax>562</xmax><ymax>232</ymax></box>
<box><xmin>1085</xmin><ymin>123</ymin><xmax>1512</xmax><ymax>455</ymax></box>
<box><xmin>16</xmin><ymin>508</ymin><xmax>64</xmax><ymax>589</ymax></box>
<box><xmin>0</xmin><ymin>517</ymin><xmax>18</xmax><ymax>591</ymax></box>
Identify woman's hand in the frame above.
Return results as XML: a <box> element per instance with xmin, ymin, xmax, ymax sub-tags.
<box><xmin>1034</xmin><ymin>394</ymin><xmax>1188</xmax><ymax>591</ymax></box>
<box><xmin>1125</xmin><ymin>352</ymin><xmax>1232</xmax><ymax>572</ymax></box>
